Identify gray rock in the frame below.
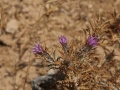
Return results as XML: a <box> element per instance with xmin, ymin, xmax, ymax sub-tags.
<box><xmin>31</xmin><ymin>75</ymin><xmax>56</xmax><ymax>90</ymax></box>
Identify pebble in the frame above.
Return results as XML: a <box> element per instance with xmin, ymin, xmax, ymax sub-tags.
<box><xmin>47</xmin><ymin>69</ymin><xmax>59</xmax><ymax>75</ymax></box>
<box><xmin>6</xmin><ymin>19</ymin><xmax>19</xmax><ymax>34</ymax></box>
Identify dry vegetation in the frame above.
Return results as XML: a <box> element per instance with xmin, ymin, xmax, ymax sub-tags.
<box><xmin>0</xmin><ymin>0</ymin><xmax>120</xmax><ymax>90</ymax></box>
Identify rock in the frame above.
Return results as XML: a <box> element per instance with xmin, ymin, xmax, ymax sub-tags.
<box><xmin>6</xmin><ymin>19</ymin><xmax>19</xmax><ymax>34</ymax></box>
<box><xmin>31</xmin><ymin>75</ymin><xmax>56</xmax><ymax>90</ymax></box>
<box><xmin>47</xmin><ymin>69</ymin><xmax>59</xmax><ymax>75</ymax></box>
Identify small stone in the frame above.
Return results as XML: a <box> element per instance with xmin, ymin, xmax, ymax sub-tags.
<box><xmin>47</xmin><ymin>69</ymin><xmax>59</xmax><ymax>75</ymax></box>
<box><xmin>6</xmin><ymin>19</ymin><xmax>19</xmax><ymax>34</ymax></box>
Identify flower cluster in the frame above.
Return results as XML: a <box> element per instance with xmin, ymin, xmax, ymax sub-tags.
<box><xmin>33</xmin><ymin>35</ymin><xmax>98</xmax><ymax>55</ymax></box>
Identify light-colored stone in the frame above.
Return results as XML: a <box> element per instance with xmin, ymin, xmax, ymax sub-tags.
<box><xmin>47</xmin><ymin>69</ymin><xmax>59</xmax><ymax>75</ymax></box>
<box><xmin>6</xmin><ymin>19</ymin><xmax>19</xmax><ymax>34</ymax></box>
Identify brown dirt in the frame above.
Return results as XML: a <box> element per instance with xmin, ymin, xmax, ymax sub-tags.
<box><xmin>0</xmin><ymin>0</ymin><xmax>120</xmax><ymax>90</ymax></box>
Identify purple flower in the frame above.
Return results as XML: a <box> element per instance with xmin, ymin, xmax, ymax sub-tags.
<box><xmin>33</xmin><ymin>43</ymin><xmax>54</xmax><ymax>62</ymax></box>
<box><xmin>59</xmin><ymin>35</ymin><xmax>67</xmax><ymax>45</ymax></box>
<box><xmin>87</xmin><ymin>35</ymin><xmax>98</xmax><ymax>47</ymax></box>
<box><xmin>59</xmin><ymin>35</ymin><xmax>69</xmax><ymax>52</ymax></box>
<box><xmin>33</xmin><ymin>43</ymin><xmax>43</xmax><ymax>54</ymax></box>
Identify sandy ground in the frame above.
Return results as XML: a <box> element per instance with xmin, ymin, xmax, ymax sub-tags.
<box><xmin>0</xmin><ymin>0</ymin><xmax>120</xmax><ymax>90</ymax></box>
